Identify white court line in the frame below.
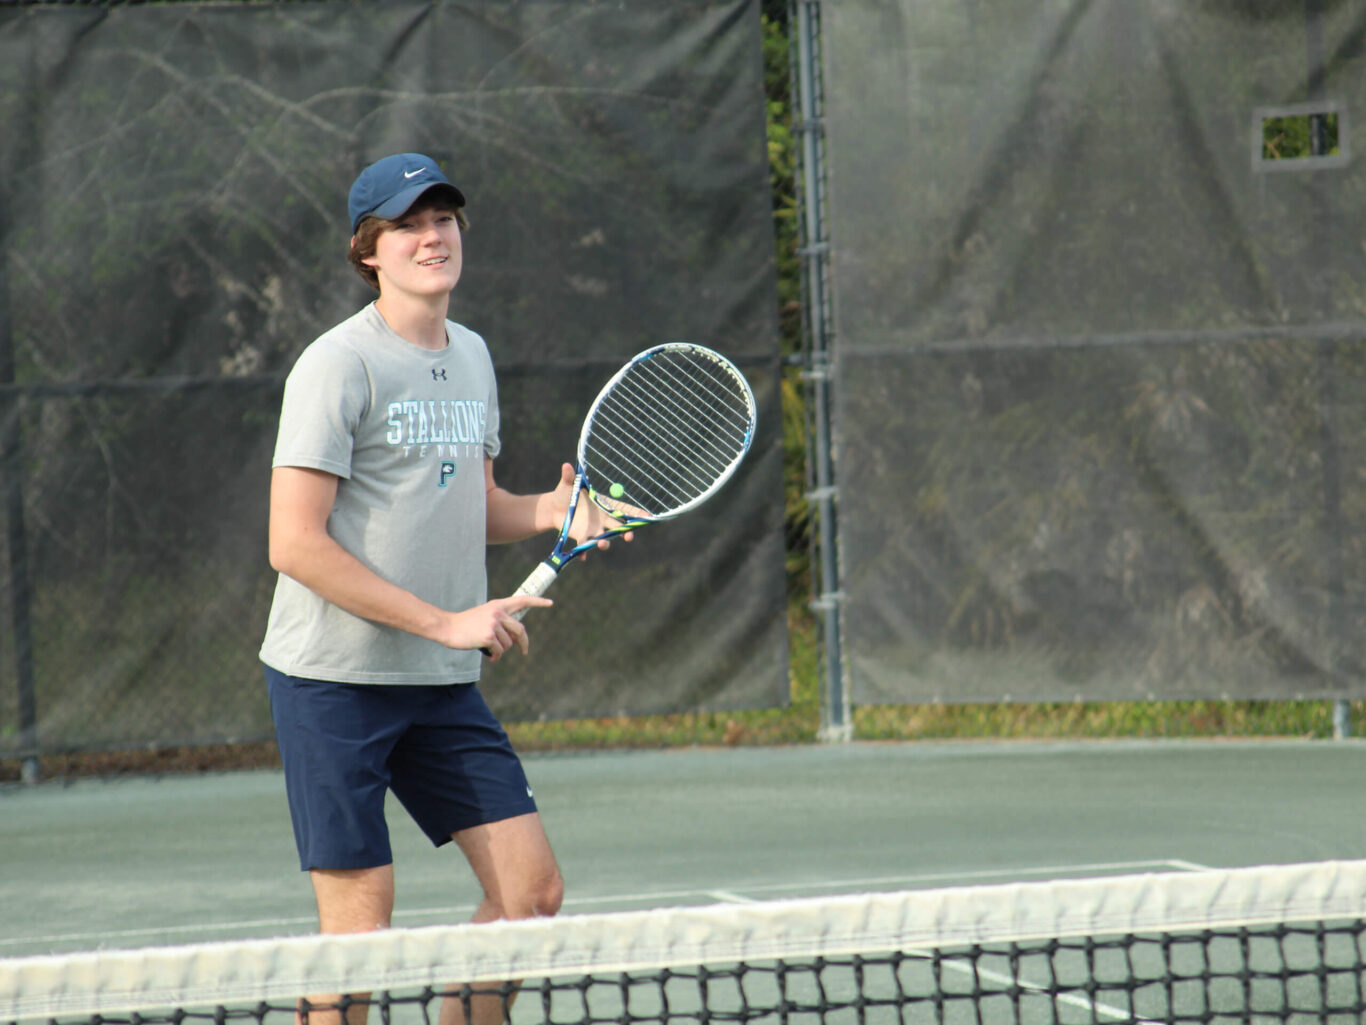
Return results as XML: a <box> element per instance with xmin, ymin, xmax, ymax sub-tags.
<box><xmin>1163</xmin><ymin>859</ymin><xmax>1215</xmax><ymax>872</ymax></box>
<box><xmin>0</xmin><ymin>859</ymin><xmax>1211</xmax><ymax>950</ymax></box>
<box><xmin>393</xmin><ymin>858</ymin><xmax>1216</xmax><ymax>921</ymax></box>
<box><xmin>704</xmin><ymin>890</ymin><xmax>758</xmax><ymax>903</ymax></box>
<box><xmin>0</xmin><ymin>915</ymin><xmax>323</xmax><ymax>950</ymax></box>
<box><xmin>677</xmin><ymin>859</ymin><xmax>1216</xmax><ymax>900</ymax></box>
<box><xmin>917</xmin><ymin>951</ymin><xmax>1162</xmax><ymax>1025</ymax></box>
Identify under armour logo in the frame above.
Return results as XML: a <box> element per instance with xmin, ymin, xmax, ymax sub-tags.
<box><xmin>432</xmin><ymin>368</ymin><xmax>447</xmax><ymax>381</ymax></box>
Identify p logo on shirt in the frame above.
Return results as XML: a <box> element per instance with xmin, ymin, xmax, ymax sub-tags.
<box><xmin>438</xmin><ymin>461</ymin><xmax>457</xmax><ymax>488</ymax></box>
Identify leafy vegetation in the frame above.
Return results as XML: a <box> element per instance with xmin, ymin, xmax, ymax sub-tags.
<box><xmin>1262</xmin><ymin>112</ymin><xmax>1340</xmax><ymax>161</ymax></box>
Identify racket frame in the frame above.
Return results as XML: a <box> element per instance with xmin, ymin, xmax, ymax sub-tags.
<box><xmin>508</xmin><ymin>342</ymin><xmax>756</xmax><ymax>602</ymax></box>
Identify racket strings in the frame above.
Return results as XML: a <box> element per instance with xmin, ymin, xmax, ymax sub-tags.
<box><xmin>598</xmin><ymin>373</ymin><xmax>732</xmax><ymax>497</ymax></box>
<box><xmin>634</xmin><ymin>358</ymin><xmax>752</xmax><ymax>461</ymax></box>
<box><xmin>589</xmin><ymin>398</ymin><xmax>729</xmax><ymax>512</ymax></box>
<box><xmin>584</xmin><ymin>352</ymin><xmax>753</xmax><ymax>517</ymax></box>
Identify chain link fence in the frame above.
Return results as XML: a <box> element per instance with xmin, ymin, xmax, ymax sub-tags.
<box><xmin>822</xmin><ymin>0</ymin><xmax>1366</xmax><ymax>705</ymax></box>
<box><xmin>0</xmin><ymin>0</ymin><xmax>789</xmax><ymax>759</ymax></box>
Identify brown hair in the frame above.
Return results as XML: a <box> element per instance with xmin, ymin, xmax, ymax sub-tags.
<box><xmin>348</xmin><ymin>193</ymin><xmax>469</xmax><ymax>291</ymax></box>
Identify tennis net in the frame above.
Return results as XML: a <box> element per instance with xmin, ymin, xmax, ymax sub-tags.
<box><xmin>4</xmin><ymin>860</ymin><xmax>1366</xmax><ymax>1025</ymax></box>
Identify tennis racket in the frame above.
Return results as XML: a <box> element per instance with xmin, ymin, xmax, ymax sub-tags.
<box><xmin>485</xmin><ymin>342</ymin><xmax>757</xmax><ymax>652</ymax></box>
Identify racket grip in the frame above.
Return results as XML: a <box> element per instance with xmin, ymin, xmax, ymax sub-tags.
<box><xmin>481</xmin><ymin>561</ymin><xmax>561</xmax><ymax>656</ymax></box>
<box><xmin>506</xmin><ymin>561</ymin><xmax>561</xmax><ymax>621</ymax></box>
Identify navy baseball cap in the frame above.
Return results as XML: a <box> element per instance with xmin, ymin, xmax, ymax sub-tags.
<box><xmin>347</xmin><ymin>153</ymin><xmax>466</xmax><ymax>233</ymax></box>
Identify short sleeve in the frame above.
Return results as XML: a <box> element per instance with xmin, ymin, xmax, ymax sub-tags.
<box><xmin>483</xmin><ymin>349</ymin><xmax>502</xmax><ymax>461</ymax></box>
<box><xmin>272</xmin><ymin>340</ymin><xmax>371</xmax><ymax>478</ymax></box>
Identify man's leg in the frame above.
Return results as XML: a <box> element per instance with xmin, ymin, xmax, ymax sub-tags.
<box><xmin>439</xmin><ymin>813</ymin><xmax>563</xmax><ymax>1025</ymax></box>
<box><xmin>300</xmin><ymin>865</ymin><xmax>396</xmax><ymax>1025</ymax></box>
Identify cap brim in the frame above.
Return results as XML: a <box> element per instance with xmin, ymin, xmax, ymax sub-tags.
<box><xmin>357</xmin><ymin>182</ymin><xmax>466</xmax><ymax>230</ymax></box>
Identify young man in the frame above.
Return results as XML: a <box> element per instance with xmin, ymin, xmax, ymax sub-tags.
<box><xmin>260</xmin><ymin>153</ymin><xmax>625</xmax><ymax>1024</ymax></box>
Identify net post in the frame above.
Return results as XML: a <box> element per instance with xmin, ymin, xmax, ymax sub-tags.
<box><xmin>791</xmin><ymin>0</ymin><xmax>851</xmax><ymax>743</ymax></box>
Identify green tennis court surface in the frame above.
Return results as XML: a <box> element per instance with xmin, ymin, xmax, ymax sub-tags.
<box><xmin>4</xmin><ymin>739</ymin><xmax>1365</xmax><ymax>959</ymax></box>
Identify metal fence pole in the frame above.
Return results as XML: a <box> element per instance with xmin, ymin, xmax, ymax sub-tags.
<box><xmin>1305</xmin><ymin>0</ymin><xmax>1352</xmax><ymax>739</ymax></box>
<box><xmin>0</xmin><ymin>188</ymin><xmax>39</xmax><ymax>782</ymax></box>
<box><xmin>791</xmin><ymin>0</ymin><xmax>849</xmax><ymax>741</ymax></box>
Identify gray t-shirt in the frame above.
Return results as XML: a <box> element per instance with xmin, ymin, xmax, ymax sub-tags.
<box><xmin>259</xmin><ymin>302</ymin><xmax>501</xmax><ymax>684</ymax></box>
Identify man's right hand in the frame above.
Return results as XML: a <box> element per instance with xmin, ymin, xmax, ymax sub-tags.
<box><xmin>444</xmin><ymin>595</ymin><xmax>554</xmax><ymax>660</ymax></box>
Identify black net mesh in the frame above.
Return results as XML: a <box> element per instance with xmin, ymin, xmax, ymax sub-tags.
<box><xmin>14</xmin><ymin>934</ymin><xmax>1366</xmax><ymax>1025</ymax></box>
<box><xmin>0</xmin><ymin>0</ymin><xmax>787</xmax><ymax>757</ymax></box>
<box><xmin>822</xmin><ymin>0</ymin><xmax>1366</xmax><ymax>704</ymax></box>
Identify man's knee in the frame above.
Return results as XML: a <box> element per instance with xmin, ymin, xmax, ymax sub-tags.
<box><xmin>456</xmin><ymin>812</ymin><xmax>564</xmax><ymax>921</ymax></box>
<box><xmin>482</xmin><ymin>864</ymin><xmax>563</xmax><ymax>922</ymax></box>
<box><xmin>534</xmin><ymin>867</ymin><xmax>564</xmax><ymax>917</ymax></box>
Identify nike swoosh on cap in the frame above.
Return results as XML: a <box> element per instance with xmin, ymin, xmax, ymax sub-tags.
<box><xmin>404</xmin><ymin>167</ymin><xmax>427</xmax><ymax>179</ymax></box>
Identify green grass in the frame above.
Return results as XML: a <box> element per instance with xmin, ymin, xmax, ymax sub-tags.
<box><xmin>506</xmin><ymin>607</ymin><xmax>824</xmax><ymax>751</ymax></box>
<box><xmin>504</xmin><ymin>606</ymin><xmax>1365</xmax><ymax>753</ymax></box>
<box><xmin>856</xmin><ymin>697</ymin><xmax>1364</xmax><ymax>743</ymax></box>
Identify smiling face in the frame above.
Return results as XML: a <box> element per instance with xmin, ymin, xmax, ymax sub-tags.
<box><xmin>362</xmin><ymin>204</ymin><xmax>464</xmax><ymax>300</ymax></box>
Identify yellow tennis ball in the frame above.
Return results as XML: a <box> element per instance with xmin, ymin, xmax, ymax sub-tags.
<box><xmin>609</xmin><ymin>482</ymin><xmax>625</xmax><ymax>499</ymax></box>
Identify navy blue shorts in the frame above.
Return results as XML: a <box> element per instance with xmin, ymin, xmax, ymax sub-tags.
<box><xmin>266</xmin><ymin>667</ymin><xmax>539</xmax><ymax>871</ymax></box>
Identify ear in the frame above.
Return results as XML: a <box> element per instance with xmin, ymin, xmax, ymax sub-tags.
<box><xmin>351</xmin><ymin>236</ymin><xmax>380</xmax><ymax>269</ymax></box>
